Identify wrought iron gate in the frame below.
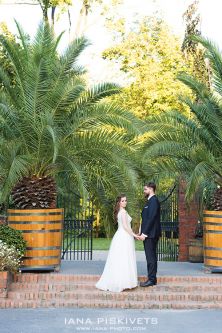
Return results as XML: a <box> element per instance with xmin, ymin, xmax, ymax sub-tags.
<box><xmin>57</xmin><ymin>184</ymin><xmax>178</xmax><ymax>261</ymax></box>
<box><xmin>158</xmin><ymin>184</ymin><xmax>179</xmax><ymax>261</ymax></box>
<box><xmin>57</xmin><ymin>193</ymin><xmax>94</xmax><ymax>260</ymax></box>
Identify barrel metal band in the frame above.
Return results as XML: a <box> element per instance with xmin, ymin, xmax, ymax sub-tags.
<box><xmin>203</xmin><ymin>222</ymin><xmax>222</xmax><ymax>226</ymax></box>
<box><xmin>21</xmin><ymin>229</ymin><xmax>61</xmax><ymax>233</ymax></box>
<box><xmin>203</xmin><ymin>214</ymin><xmax>222</xmax><ymax>218</ymax></box>
<box><xmin>8</xmin><ymin>212</ymin><xmax>64</xmax><ymax>216</ymax></box>
<box><xmin>23</xmin><ymin>255</ymin><xmax>59</xmax><ymax>259</ymax></box>
<box><xmin>9</xmin><ymin>220</ymin><xmax>63</xmax><ymax>224</ymax></box>
<box><xmin>204</xmin><ymin>256</ymin><xmax>222</xmax><ymax>261</ymax></box>
<box><xmin>204</xmin><ymin>246</ymin><xmax>222</xmax><ymax>251</ymax></box>
<box><xmin>26</xmin><ymin>246</ymin><xmax>61</xmax><ymax>250</ymax></box>
<box><xmin>203</xmin><ymin>230</ymin><xmax>222</xmax><ymax>234</ymax></box>
<box><xmin>20</xmin><ymin>265</ymin><xmax>59</xmax><ymax>269</ymax></box>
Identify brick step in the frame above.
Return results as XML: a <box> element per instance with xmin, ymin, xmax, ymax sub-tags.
<box><xmin>7</xmin><ymin>290</ymin><xmax>222</xmax><ymax>302</ymax></box>
<box><xmin>6</xmin><ymin>273</ymin><xmax>222</xmax><ymax>310</ymax></box>
<box><xmin>1</xmin><ymin>298</ymin><xmax>222</xmax><ymax>309</ymax></box>
<box><xmin>15</xmin><ymin>274</ymin><xmax>222</xmax><ymax>284</ymax></box>
<box><xmin>9</xmin><ymin>282</ymin><xmax>222</xmax><ymax>293</ymax></box>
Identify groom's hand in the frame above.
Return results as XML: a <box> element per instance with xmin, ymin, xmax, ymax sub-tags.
<box><xmin>136</xmin><ymin>234</ymin><xmax>146</xmax><ymax>241</ymax></box>
<box><xmin>139</xmin><ymin>235</ymin><xmax>146</xmax><ymax>241</ymax></box>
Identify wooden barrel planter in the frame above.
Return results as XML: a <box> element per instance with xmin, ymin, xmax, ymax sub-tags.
<box><xmin>188</xmin><ymin>238</ymin><xmax>203</xmax><ymax>263</ymax></box>
<box><xmin>7</xmin><ymin>208</ymin><xmax>64</xmax><ymax>271</ymax></box>
<box><xmin>203</xmin><ymin>210</ymin><xmax>222</xmax><ymax>272</ymax></box>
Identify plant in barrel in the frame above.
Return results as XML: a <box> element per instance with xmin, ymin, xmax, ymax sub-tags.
<box><xmin>0</xmin><ymin>22</ymin><xmax>144</xmax><ymax>271</ymax></box>
<box><xmin>141</xmin><ymin>36</ymin><xmax>222</xmax><ymax>272</ymax></box>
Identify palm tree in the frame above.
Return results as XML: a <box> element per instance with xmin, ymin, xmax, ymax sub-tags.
<box><xmin>141</xmin><ymin>36</ymin><xmax>222</xmax><ymax>209</ymax></box>
<box><xmin>0</xmin><ymin>21</ymin><xmax>144</xmax><ymax>210</ymax></box>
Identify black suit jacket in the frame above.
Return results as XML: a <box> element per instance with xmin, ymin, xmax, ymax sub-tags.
<box><xmin>141</xmin><ymin>195</ymin><xmax>161</xmax><ymax>238</ymax></box>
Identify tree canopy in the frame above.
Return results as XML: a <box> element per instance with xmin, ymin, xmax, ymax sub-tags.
<box><xmin>103</xmin><ymin>17</ymin><xmax>193</xmax><ymax>119</ymax></box>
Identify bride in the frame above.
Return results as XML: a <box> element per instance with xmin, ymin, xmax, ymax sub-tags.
<box><xmin>95</xmin><ymin>194</ymin><xmax>139</xmax><ymax>292</ymax></box>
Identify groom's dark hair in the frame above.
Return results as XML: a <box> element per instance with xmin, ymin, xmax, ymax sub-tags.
<box><xmin>144</xmin><ymin>181</ymin><xmax>156</xmax><ymax>192</ymax></box>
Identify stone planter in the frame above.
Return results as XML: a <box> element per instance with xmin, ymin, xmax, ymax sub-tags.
<box><xmin>0</xmin><ymin>271</ymin><xmax>14</xmax><ymax>298</ymax></box>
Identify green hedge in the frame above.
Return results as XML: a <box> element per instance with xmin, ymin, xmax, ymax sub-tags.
<box><xmin>0</xmin><ymin>224</ymin><xmax>27</xmax><ymax>256</ymax></box>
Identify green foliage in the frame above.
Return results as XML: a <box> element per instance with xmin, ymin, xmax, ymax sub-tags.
<box><xmin>141</xmin><ymin>36</ymin><xmax>222</xmax><ymax>205</ymax></box>
<box><xmin>182</xmin><ymin>0</ymin><xmax>209</xmax><ymax>86</ymax></box>
<box><xmin>182</xmin><ymin>0</ymin><xmax>201</xmax><ymax>54</ymax></box>
<box><xmin>103</xmin><ymin>17</ymin><xmax>193</xmax><ymax>118</ymax></box>
<box><xmin>0</xmin><ymin>239</ymin><xmax>23</xmax><ymax>272</ymax></box>
<box><xmin>0</xmin><ymin>224</ymin><xmax>27</xmax><ymax>257</ymax></box>
<box><xmin>0</xmin><ymin>23</ymin><xmax>17</xmax><ymax>88</ymax></box>
<box><xmin>0</xmin><ymin>21</ymin><xmax>145</xmax><ymax>222</ymax></box>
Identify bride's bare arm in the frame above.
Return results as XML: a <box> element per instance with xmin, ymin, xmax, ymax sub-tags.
<box><xmin>121</xmin><ymin>210</ymin><xmax>136</xmax><ymax>237</ymax></box>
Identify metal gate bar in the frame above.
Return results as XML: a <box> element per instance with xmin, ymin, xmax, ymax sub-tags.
<box><xmin>158</xmin><ymin>184</ymin><xmax>179</xmax><ymax>261</ymax></box>
<box><xmin>57</xmin><ymin>193</ymin><xmax>94</xmax><ymax>261</ymax></box>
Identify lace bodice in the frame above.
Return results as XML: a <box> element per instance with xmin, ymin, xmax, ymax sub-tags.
<box><xmin>117</xmin><ymin>208</ymin><xmax>132</xmax><ymax>229</ymax></box>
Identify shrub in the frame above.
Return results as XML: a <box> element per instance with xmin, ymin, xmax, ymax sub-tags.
<box><xmin>0</xmin><ymin>240</ymin><xmax>22</xmax><ymax>272</ymax></box>
<box><xmin>0</xmin><ymin>225</ymin><xmax>26</xmax><ymax>257</ymax></box>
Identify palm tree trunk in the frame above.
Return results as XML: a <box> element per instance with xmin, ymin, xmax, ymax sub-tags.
<box><xmin>51</xmin><ymin>6</ymin><xmax>56</xmax><ymax>27</ymax></box>
<box><xmin>38</xmin><ymin>0</ymin><xmax>50</xmax><ymax>23</ymax></box>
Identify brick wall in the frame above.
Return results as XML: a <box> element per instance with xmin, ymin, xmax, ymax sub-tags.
<box><xmin>178</xmin><ymin>180</ymin><xmax>199</xmax><ymax>261</ymax></box>
<box><xmin>0</xmin><ymin>272</ymin><xmax>13</xmax><ymax>298</ymax></box>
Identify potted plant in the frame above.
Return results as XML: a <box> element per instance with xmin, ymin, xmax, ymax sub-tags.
<box><xmin>0</xmin><ymin>22</ymin><xmax>144</xmax><ymax>270</ymax></box>
<box><xmin>7</xmin><ymin>175</ymin><xmax>64</xmax><ymax>271</ymax></box>
<box><xmin>202</xmin><ymin>185</ymin><xmax>222</xmax><ymax>272</ymax></box>
<box><xmin>188</xmin><ymin>220</ymin><xmax>203</xmax><ymax>263</ymax></box>
<box><xmin>140</xmin><ymin>35</ymin><xmax>222</xmax><ymax>272</ymax></box>
<box><xmin>0</xmin><ymin>225</ymin><xmax>26</xmax><ymax>297</ymax></box>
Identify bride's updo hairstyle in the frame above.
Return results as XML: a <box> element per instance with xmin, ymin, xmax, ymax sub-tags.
<box><xmin>113</xmin><ymin>194</ymin><xmax>126</xmax><ymax>224</ymax></box>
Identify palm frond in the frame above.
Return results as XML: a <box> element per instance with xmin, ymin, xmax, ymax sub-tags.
<box><xmin>0</xmin><ymin>21</ymin><xmax>145</xmax><ymax>209</ymax></box>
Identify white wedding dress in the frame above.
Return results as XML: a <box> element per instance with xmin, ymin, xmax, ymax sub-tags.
<box><xmin>95</xmin><ymin>208</ymin><xmax>138</xmax><ymax>292</ymax></box>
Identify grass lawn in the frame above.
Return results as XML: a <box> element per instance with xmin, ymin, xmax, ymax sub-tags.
<box><xmin>93</xmin><ymin>237</ymin><xmax>144</xmax><ymax>251</ymax></box>
<box><xmin>63</xmin><ymin>235</ymin><xmax>178</xmax><ymax>256</ymax></box>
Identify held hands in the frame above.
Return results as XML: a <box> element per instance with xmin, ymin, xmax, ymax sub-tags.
<box><xmin>137</xmin><ymin>234</ymin><xmax>146</xmax><ymax>241</ymax></box>
<box><xmin>135</xmin><ymin>224</ymin><xmax>146</xmax><ymax>240</ymax></box>
<box><xmin>134</xmin><ymin>233</ymin><xmax>146</xmax><ymax>241</ymax></box>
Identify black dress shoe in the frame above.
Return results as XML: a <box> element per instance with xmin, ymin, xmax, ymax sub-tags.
<box><xmin>140</xmin><ymin>280</ymin><xmax>156</xmax><ymax>287</ymax></box>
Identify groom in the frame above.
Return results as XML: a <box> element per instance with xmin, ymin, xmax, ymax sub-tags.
<box><xmin>137</xmin><ymin>182</ymin><xmax>161</xmax><ymax>287</ymax></box>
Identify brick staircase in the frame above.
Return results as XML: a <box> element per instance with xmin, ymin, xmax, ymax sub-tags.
<box><xmin>1</xmin><ymin>273</ymin><xmax>222</xmax><ymax>309</ymax></box>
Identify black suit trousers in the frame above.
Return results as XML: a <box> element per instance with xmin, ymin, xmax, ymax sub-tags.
<box><xmin>143</xmin><ymin>237</ymin><xmax>159</xmax><ymax>282</ymax></box>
